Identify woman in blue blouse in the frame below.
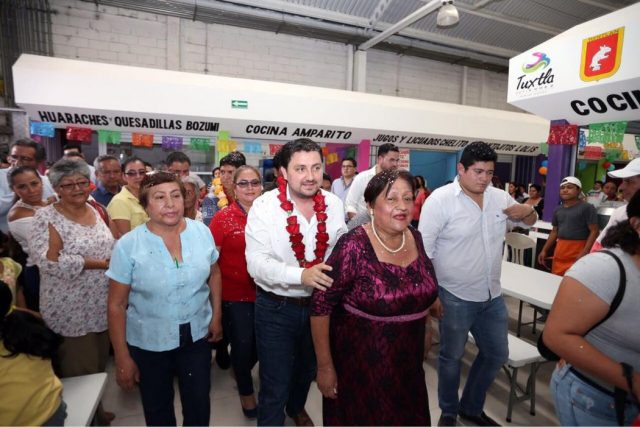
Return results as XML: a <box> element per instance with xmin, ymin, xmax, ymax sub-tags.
<box><xmin>107</xmin><ymin>172</ymin><xmax>220</xmax><ymax>426</ymax></box>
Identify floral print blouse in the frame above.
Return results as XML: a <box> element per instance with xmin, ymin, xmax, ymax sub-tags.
<box><xmin>29</xmin><ymin>204</ymin><xmax>115</xmax><ymax>337</ymax></box>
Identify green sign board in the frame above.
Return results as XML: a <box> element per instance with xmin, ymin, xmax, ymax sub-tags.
<box><xmin>231</xmin><ymin>100</ymin><xmax>248</xmax><ymax>109</ymax></box>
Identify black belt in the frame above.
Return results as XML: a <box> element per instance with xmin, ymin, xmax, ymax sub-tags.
<box><xmin>569</xmin><ymin>367</ymin><xmax>615</xmax><ymax>397</ymax></box>
<box><xmin>258</xmin><ymin>288</ymin><xmax>312</xmax><ymax>307</ymax></box>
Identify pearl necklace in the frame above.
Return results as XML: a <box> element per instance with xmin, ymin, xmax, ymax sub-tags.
<box><xmin>371</xmin><ymin>219</ymin><xmax>406</xmax><ymax>253</ymax></box>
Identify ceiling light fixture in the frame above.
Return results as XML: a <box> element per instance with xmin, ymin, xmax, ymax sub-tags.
<box><xmin>437</xmin><ymin>0</ymin><xmax>460</xmax><ymax>27</ymax></box>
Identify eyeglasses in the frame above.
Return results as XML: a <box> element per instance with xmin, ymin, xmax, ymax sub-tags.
<box><xmin>124</xmin><ymin>170</ymin><xmax>147</xmax><ymax>177</ymax></box>
<box><xmin>58</xmin><ymin>180</ymin><xmax>91</xmax><ymax>191</ymax></box>
<box><xmin>9</xmin><ymin>154</ymin><xmax>35</xmax><ymax>163</ymax></box>
<box><xmin>235</xmin><ymin>179</ymin><xmax>261</xmax><ymax>188</ymax></box>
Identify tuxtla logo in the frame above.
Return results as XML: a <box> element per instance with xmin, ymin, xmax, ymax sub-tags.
<box><xmin>580</xmin><ymin>27</ymin><xmax>624</xmax><ymax>82</ymax></box>
<box><xmin>515</xmin><ymin>52</ymin><xmax>555</xmax><ymax>92</ymax></box>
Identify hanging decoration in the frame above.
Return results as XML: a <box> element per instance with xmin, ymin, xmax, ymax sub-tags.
<box><xmin>190</xmin><ymin>137</ymin><xmax>210</xmax><ymax>151</ymax></box>
<box><xmin>217</xmin><ymin>130</ymin><xmax>230</xmax><ymax>141</ymax></box>
<box><xmin>588</xmin><ymin>121</ymin><xmax>627</xmax><ymax>145</ymax></box>
<box><xmin>66</xmin><ymin>126</ymin><xmax>93</xmax><ymax>142</ymax></box>
<box><xmin>538</xmin><ymin>166</ymin><xmax>548</xmax><ymax>176</ymax></box>
<box><xmin>326</xmin><ymin>152</ymin><xmax>339</xmax><ymax>165</ymax></box>
<box><xmin>161</xmin><ymin>136</ymin><xmax>183</xmax><ymax>150</ymax></box>
<box><xmin>578</xmin><ymin>129</ymin><xmax>587</xmax><ymax>151</ymax></box>
<box><xmin>547</xmin><ymin>124</ymin><xmax>578</xmax><ymax>145</ymax></box>
<box><xmin>217</xmin><ymin>139</ymin><xmax>237</xmax><ymax>157</ymax></box>
<box><xmin>30</xmin><ymin>121</ymin><xmax>55</xmax><ymax>137</ymax></box>
<box><xmin>584</xmin><ymin>146</ymin><xmax>603</xmax><ymax>159</ymax></box>
<box><xmin>635</xmin><ymin>135</ymin><xmax>640</xmax><ymax>151</ymax></box>
<box><xmin>97</xmin><ymin>129</ymin><xmax>121</xmax><ymax>145</ymax></box>
<box><xmin>132</xmin><ymin>133</ymin><xmax>154</xmax><ymax>148</ymax></box>
<box><xmin>345</xmin><ymin>146</ymin><xmax>357</xmax><ymax>159</ymax></box>
<box><xmin>269</xmin><ymin>144</ymin><xmax>284</xmax><ymax>156</ymax></box>
<box><xmin>539</xmin><ymin>143</ymin><xmax>549</xmax><ymax>155</ymax></box>
<box><xmin>211</xmin><ymin>178</ymin><xmax>228</xmax><ymax>209</ymax></box>
<box><xmin>541</xmin><ymin>160</ymin><xmax>548</xmax><ymax>167</ymax></box>
<box><xmin>243</xmin><ymin>141</ymin><xmax>262</xmax><ymax>154</ymax></box>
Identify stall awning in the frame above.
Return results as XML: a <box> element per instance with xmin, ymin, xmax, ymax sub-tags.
<box><xmin>14</xmin><ymin>54</ymin><xmax>548</xmax><ymax>156</ymax></box>
<box><xmin>507</xmin><ymin>3</ymin><xmax>640</xmax><ymax>125</ymax></box>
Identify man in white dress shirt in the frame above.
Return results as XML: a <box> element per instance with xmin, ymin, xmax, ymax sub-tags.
<box><xmin>0</xmin><ymin>139</ymin><xmax>56</xmax><ymax>233</ymax></box>
<box><xmin>419</xmin><ymin>141</ymin><xmax>537</xmax><ymax>426</ymax></box>
<box><xmin>245</xmin><ymin>138</ymin><xmax>347</xmax><ymax>426</ymax></box>
<box><xmin>344</xmin><ymin>143</ymin><xmax>399</xmax><ymax>228</ymax></box>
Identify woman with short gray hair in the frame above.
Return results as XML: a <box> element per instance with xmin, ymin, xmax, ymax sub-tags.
<box><xmin>29</xmin><ymin>158</ymin><xmax>116</xmax><ymax>424</ymax></box>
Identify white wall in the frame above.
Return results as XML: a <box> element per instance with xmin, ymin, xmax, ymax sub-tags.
<box><xmin>48</xmin><ymin>0</ymin><xmax>520</xmax><ymax>113</ymax></box>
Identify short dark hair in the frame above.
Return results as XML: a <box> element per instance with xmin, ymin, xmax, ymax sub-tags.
<box><xmin>122</xmin><ymin>156</ymin><xmax>146</xmax><ymax>172</ymax></box>
<box><xmin>93</xmin><ymin>154</ymin><xmax>120</xmax><ymax>171</ymax></box>
<box><xmin>342</xmin><ymin>157</ymin><xmax>357</xmax><ymax>168</ymax></box>
<box><xmin>601</xmin><ymin>190</ymin><xmax>640</xmax><ymax>255</ymax></box>
<box><xmin>364</xmin><ymin>169</ymin><xmax>415</xmax><ymax>206</ymax></box>
<box><xmin>63</xmin><ymin>143</ymin><xmax>82</xmax><ymax>153</ymax></box>
<box><xmin>166</xmin><ymin>151</ymin><xmax>191</xmax><ymax>166</ymax></box>
<box><xmin>377</xmin><ymin>143</ymin><xmax>399</xmax><ymax>158</ymax></box>
<box><xmin>139</xmin><ymin>171</ymin><xmax>186</xmax><ymax>209</ymax></box>
<box><xmin>595</xmin><ymin>180</ymin><xmax>604</xmax><ymax>186</ymax></box>
<box><xmin>11</xmin><ymin>139</ymin><xmax>46</xmax><ymax>162</ymax></box>
<box><xmin>280</xmin><ymin>138</ymin><xmax>323</xmax><ymax>170</ymax></box>
<box><xmin>530</xmin><ymin>184</ymin><xmax>542</xmax><ymax>193</ymax></box>
<box><xmin>414</xmin><ymin>175</ymin><xmax>425</xmax><ymax>189</ymax></box>
<box><xmin>272</xmin><ymin>148</ymin><xmax>284</xmax><ymax>170</ymax></box>
<box><xmin>460</xmin><ymin>141</ymin><xmax>497</xmax><ymax>170</ymax></box>
<box><xmin>8</xmin><ymin>166</ymin><xmax>41</xmax><ymax>188</ymax></box>
<box><xmin>0</xmin><ymin>281</ymin><xmax>62</xmax><ymax>359</ymax></box>
<box><xmin>220</xmin><ymin>151</ymin><xmax>246</xmax><ymax>168</ymax></box>
<box><xmin>323</xmin><ymin>173</ymin><xmax>331</xmax><ymax>182</ymax></box>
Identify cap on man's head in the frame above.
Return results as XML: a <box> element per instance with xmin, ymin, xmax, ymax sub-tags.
<box><xmin>608</xmin><ymin>157</ymin><xmax>640</xmax><ymax>179</ymax></box>
<box><xmin>560</xmin><ymin>176</ymin><xmax>582</xmax><ymax>188</ymax></box>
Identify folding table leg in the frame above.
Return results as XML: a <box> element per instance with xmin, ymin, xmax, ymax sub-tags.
<box><xmin>517</xmin><ymin>301</ymin><xmax>524</xmax><ymax>337</ymax></box>
<box><xmin>506</xmin><ymin>366</ymin><xmax>518</xmax><ymax>423</ymax></box>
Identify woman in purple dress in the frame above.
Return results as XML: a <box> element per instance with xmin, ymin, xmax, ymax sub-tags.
<box><xmin>311</xmin><ymin>169</ymin><xmax>440</xmax><ymax>426</ymax></box>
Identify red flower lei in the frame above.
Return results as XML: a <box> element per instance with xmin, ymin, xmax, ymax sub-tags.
<box><xmin>277</xmin><ymin>176</ymin><xmax>329</xmax><ymax>268</ymax></box>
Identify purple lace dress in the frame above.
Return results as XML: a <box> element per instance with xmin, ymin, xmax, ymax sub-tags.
<box><xmin>312</xmin><ymin>226</ymin><xmax>438</xmax><ymax>426</ymax></box>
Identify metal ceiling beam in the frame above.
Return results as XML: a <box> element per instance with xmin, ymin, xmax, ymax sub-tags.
<box><xmin>575</xmin><ymin>0</ymin><xmax>618</xmax><ymax>11</ymax></box>
<box><xmin>455</xmin><ymin>3</ymin><xmax>562</xmax><ymax>35</ymax></box>
<box><xmin>358</xmin><ymin>0</ymin><xmax>442</xmax><ymax>50</ymax></box>
<box><xmin>88</xmin><ymin>0</ymin><xmax>515</xmax><ymax>65</ymax></box>
<box><xmin>367</xmin><ymin>0</ymin><xmax>393</xmax><ymax>31</ymax></box>
<box><xmin>211</xmin><ymin>0</ymin><xmax>516</xmax><ymax>57</ymax></box>
<box><xmin>417</xmin><ymin>0</ymin><xmax>562</xmax><ymax>35</ymax></box>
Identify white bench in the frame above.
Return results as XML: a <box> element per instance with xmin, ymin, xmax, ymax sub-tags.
<box><xmin>468</xmin><ymin>333</ymin><xmax>546</xmax><ymax>422</ymax></box>
<box><xmin>61</xmin><ymin>373</ymin><xmax>108</xmax><ymax>426</ymax></box>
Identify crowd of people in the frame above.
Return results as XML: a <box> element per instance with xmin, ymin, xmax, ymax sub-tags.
<box><xmin>0</xmin><ymin>136</ymin><xmax>638</xmax><ymax>427</ymax></box>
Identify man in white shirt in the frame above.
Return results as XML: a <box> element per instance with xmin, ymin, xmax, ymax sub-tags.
<box><xmin>419</xmin><ymin>141</ymin><xmax>537</xmax><ymax>427</ymax></box>
<box><xmin>344</xmin><ymin>143</ymin><xmax>399</xmax><ymax>228</ymax></box>
<box><xmin>330</xmin><ymin>157</ymin><xmax>357</xmax><ymax>204</ymax></box>
<box><xmin>245</xmin><ymin>139</ymin><xmax>347</xmax><ymax>426</ymax></box>
<box><xmin>0</xmin><ymin>139</ymin><xmax>56</xmax><ymax>233</ymax></box>
<box><xmin>591</xmin><ymin>157</ymin><xmax>640</xmax><ymax>252</ymax></box>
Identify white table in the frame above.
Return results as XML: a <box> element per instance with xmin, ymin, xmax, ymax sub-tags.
<box><xmin>61</xmin><ymin>373</ymin><xmax>108</xmax><ymax>426</ymax></box>
<box><xmin>501</xmin><ymin>261</ymin><xmax>562</xmax><ymax>336</ymax></box>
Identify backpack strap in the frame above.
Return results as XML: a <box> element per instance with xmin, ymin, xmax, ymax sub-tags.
<box><xmin>589</xmin><ymin>250</ymin><xmax>626</xmax><ymax>332</ymax></box>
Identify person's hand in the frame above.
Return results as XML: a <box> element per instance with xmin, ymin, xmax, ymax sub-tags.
<box><xmin>45</xmin><ymin>196</ymin><xmax>57</xmax><ymax>205</ymax></box>
<box><xmin>537</xmin><ymin>250</ymin><xmax>550</xmax><ymax>269</ymax></box>
<box><xmin>115</xmin><ymin>355</ymin><xmax>140</xmax><ymax>391</ymax></box>
<box><xmin>429</xmin><ymin>298</ymin><xmax>443</xmax><ymax>319</ymax></box>
<box><xmin>503</xmin><ymin>204</ymin><xmax>535</xmax><ymax>221</ymax></box>
<box><xmin>301</xmin><ymin>263</ymin><xmax>333</xmax><ymax>291</ymax></box>
<box><xmin>208</xmin><ymin>317</ymin><xmax>223</xmax><ymax>343</ymax></box>
<box><xmin>316</xmin><ymin>365</ymin><xmax>338</xmax><ymax>399</ymax></box>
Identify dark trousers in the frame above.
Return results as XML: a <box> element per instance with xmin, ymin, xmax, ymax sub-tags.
<box><xmin>19</xmin><ymin>264</ymin><xmax>40</xmax><ymax>311</ymax></box>
<box><xmin>255</xmin><ymin>291</ymin><xmax>316</xmax><ymax>426</ymax></box>
<box><xmin>129</xmin><ymin>335</ymin><xmax>212</xmax><ymax>426</ymax></box>
<box><xmin>222</xmin><ymin>301</ymin><xmax>257</xmax><ymax>396</ymax></box>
